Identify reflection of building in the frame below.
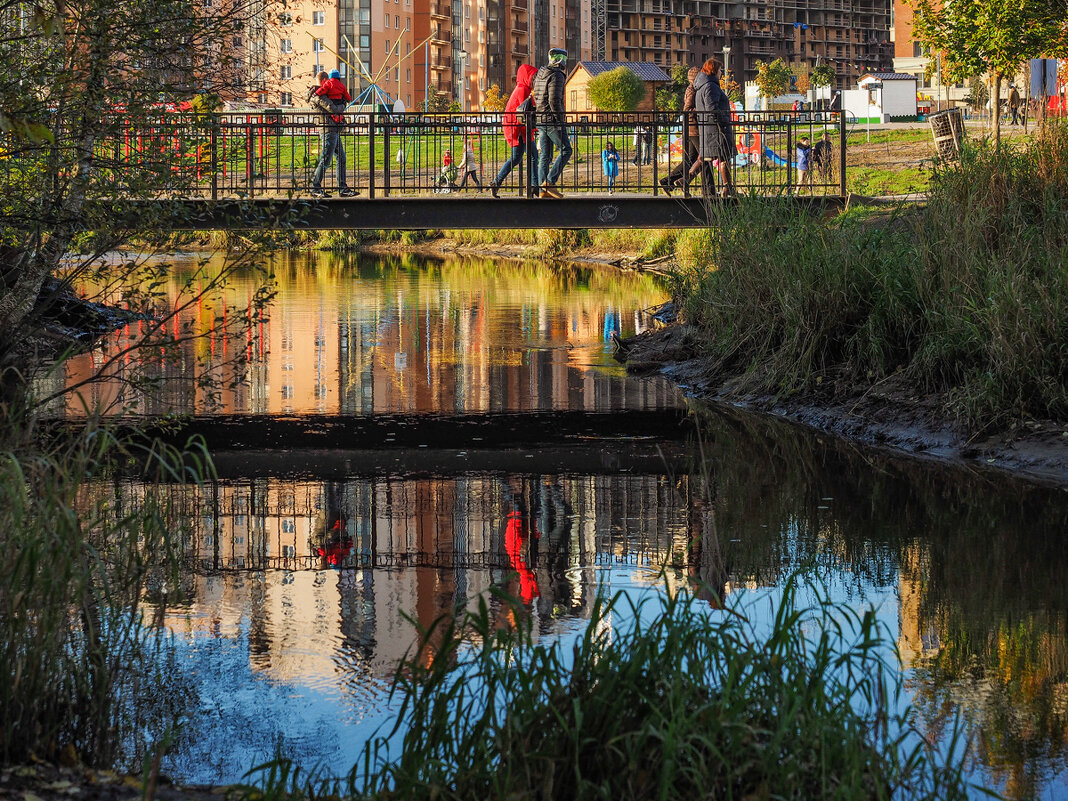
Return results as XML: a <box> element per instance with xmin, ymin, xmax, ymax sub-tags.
<box><xmin>139</xmin><ymin>470</ymin><xmax>692</xmax><ymax>689</ymax></box>
<box><xmin>62</xmin><ymin>254</ymin><xmax>677</xmax><ymax>418</ymax></box>
<box><xmin>897</xmin><ymin>543</ymin><xmax>940</xmax><ymax>666</ymax></box>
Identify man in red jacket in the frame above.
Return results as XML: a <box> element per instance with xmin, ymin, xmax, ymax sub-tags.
<box><xmin>489</xmin><ymin>64</ymin><xmax>539</xmax><ymax>198</ymax></box>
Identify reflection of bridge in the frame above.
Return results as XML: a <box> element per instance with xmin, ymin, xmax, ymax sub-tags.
<box><xmin>102</xmin><ymin>110</ymin><xmax>847</xmax><ymax>230</ymax></box>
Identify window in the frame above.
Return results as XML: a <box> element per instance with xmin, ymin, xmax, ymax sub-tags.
<box><xmin>465</xmin><ymin>4</ymin><xmax>469</xmax><ymax>16</ymax></box>
<box><xmin>279</xmin><ymin>11</ymin><xmax>291</xmax><ymax>25</ymax></box>
<box><xmin>340</xmin><ymin>63</ymin><xmax>347</xmax><ymax>76</ymax></box>
<box><xmin>406</xmin><ymin>68</ymin><xmax>411</xmax><ymax>82</ymax></box>
<box><xmin>280</xmin><ymin>65</ymin><xmax>292</xmax><ymax>80</ymax></box>
<box><xmin>394</xmin><ymin>67</ymin><xmax>399</xmax><ymax>81</ymax></box>
<box><xmin>312</xmin><ymin>10</ymin><xmax>325</xmax><ymax>25</ymax></box>
<box><xmin>570</xmin><ymin>89</ymin><xmax>577</xmax><ymax>104</ymax></box>
<box><xmin>233</xmin><ymin>36</ymin><xmax>242</xmax><ymax>46</ymax></box>
<box><xmin>360</xmin><ymin>8</ymin><xmax>369</xmax><ymax>23</ymax></box>
<box><xmin>257</xmin><ymin>93</ymin><xmax>267</xmax><ymax>103</ymax></box>
<box><xmin>385</xmin><ymin>12</ymin><xmax>389</xmax><ymax>26</ymax></box>
<box><xmin>280</xmin><ymin>92</ymin><xmax>292</xmax><ymax>106</ymax></box>
<box><xmin>395</xmin><ymin>14</ymin><xmax>400</xmax><ymax>27</ymax></box>
<box><xmin>360</xmin><ymin>34</ymin><xmax>370</xmax><ymax>47</ymax></box>
<box><xmin>280</xmin><ymin>39</ymin><xmax>292</xmax><ymax>52</ymax></box>
<box><xmin>385</xmin><ymin>39</ymin><xmax>390</xmax><ymax>52</ymax></box>
<box><xmin>313</xmin><ymin>38</ymin><xmax>324</xmax><ymax>51</ymax></box>
<box><xmin>405</xmin><ymin>17</ymin><xmax>410</xmax><ymax>29</ymax></box>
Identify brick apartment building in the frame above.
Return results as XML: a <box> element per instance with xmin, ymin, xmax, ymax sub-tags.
<box><xmin>226</xmin><ymin>0</ymin><xmax>891</xmax><ymax>111</ymax></box>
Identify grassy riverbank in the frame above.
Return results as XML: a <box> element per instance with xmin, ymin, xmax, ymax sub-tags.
<box><xmin>667</xmin><ymin>123</ymin><xmax>1068</xmax><ymax>432</ymax></box>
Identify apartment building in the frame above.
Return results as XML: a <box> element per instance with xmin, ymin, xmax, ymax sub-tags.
<box><xmin>602</xmin><ymin>0</ymin><xmax>892</xmax><ymax>91</ymax></box>
<box><xmin>231</xmin><ymin>0</ymin><xmax>598</xmax><ymax>111</ymax></box>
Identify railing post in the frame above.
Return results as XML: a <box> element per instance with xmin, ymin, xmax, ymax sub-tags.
<box><xmin>210</xmin><ymin>115</ymin><xmax>218</xmax><ymax>201</ymax></box>
<box><xmin>368</xmin><ymin>112</ymin><xmax>376</xmax><ymax>199</ymax></box>
<box><xmin>838</xmin><ymin>109</ymin><xmax>847</xmax><ymax>197</ymax></box>
<box><xmin>382</xmin><ymin>110</ymin><xmax>391</xmax><ymax>198</ymax></box>
<box><xmin>785</xmin><ymin>116</ymin><xmax>793</xmax><ymax>195</ymax></box>
<box><xmin>682</xmin><ymin>110</ymin><xmax>690</xmax><ymax>199</ymax></box>
<box><xmin>525</xmin><ymin>108</ymin><xmax>536</xmax><ymax>198</ymax></box>
<box><xmin>651</xmin><ymin>112</ymin><xmax>659</xmax><ymax>196</ymax></box>
<box><xmin>246</xmin><ymin>122</ymin><xmax>255</xmax><ymax>199</ymax></box>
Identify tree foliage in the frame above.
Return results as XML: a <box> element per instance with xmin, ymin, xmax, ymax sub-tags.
<box><xmin>482</xmin><ymin>84</ymin><xmax>507</xmax><ymax>112</ymax></box>
<box><xmin>0</xmin><ymin>0</ymin><xmax>271</xmax><ymax>395</ymax></box>
<box><xmin>811</xmin><ymin>63</ymin><xmax>836</xmax><ymax>88</ymax></box>
<box><xmin>754</xmin><ymin>59</ymin><xmax>792</xmax><ymax>101</ymax></box>
<box><xmin>587</xmin><ymin>67</ymin><xmax>647</xmax><ymax>112</ymax></box>
<box><xmin>912</xmin><ymin>0</ymin><xmax>1068</xmax><ymax>142</ymax></box>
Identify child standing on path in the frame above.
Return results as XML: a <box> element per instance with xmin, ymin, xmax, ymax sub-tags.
<box><xmin>601</xmin><ymin>142</ymin><xmax>619</xmax><ymax>193</ymax></box>
<box><xmin>457</xmin><ymin>138</ymin><xmax>483</xmax><ymax>191</ymax></box>
<box><xmin>795</xmin><ymin>135</ymin><xmax>812</xmax><ymax>193</ymax></box>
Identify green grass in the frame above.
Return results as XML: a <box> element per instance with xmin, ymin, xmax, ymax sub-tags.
<box><xmin>847</xmin><ymin>166</ymin><xmax>931</xmax><ymax>195</ymax></box>
<box><xmin>242</xmin><ymin>579</ymin><xmax>970</xmax><ymax>800</ymax></box>
<box><xmin>674</xmin><ymin>120</ymin><xmax>1068</xmax><ymax>431</ymax></box>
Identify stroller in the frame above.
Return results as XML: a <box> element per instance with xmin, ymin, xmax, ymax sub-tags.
<box><xmin>434</xmin><ymin>150</ymin><xmax>459</xmax><ymax>193</ymax></box>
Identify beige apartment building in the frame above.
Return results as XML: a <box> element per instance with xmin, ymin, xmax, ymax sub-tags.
<box><xmin>227</xmin><ymin>0</ymin><xmax>599</xmax><ymax>112</ymax></box>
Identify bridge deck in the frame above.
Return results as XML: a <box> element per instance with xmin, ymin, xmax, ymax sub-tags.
<box><xmin>142</xmin><ymin>194</ymin><xmax>843</xmax><ymax>230</ymax></box>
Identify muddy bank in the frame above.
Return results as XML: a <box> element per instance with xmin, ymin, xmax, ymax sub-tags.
<box><xmin>360</xmin><ymin>236</ymin><xmax>676</xmax><ymax>273</ymax></box>
<box><xmin>619</xmin><ymin>325</ymin><xmax>1068</xmax><ymax>488</ymax></box>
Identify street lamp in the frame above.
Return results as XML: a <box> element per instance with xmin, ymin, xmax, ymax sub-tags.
<box><xmin>458</xmin><ymin>50</ymin><xmax>468</xmax><ymax>113</ymax></box>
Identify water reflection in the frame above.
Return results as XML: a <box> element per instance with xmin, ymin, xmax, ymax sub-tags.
<box><xmin>686</xmin><ymin>405</ymin><xmax>1068</xmax><ymax>800</ymax></box>
<box><xmin>58</xmin><ymin>253</ymin><xmax>677</xmax><ymax>416</ymax></box>
<box><xmin>140</xmin><ymin>470</ymin><xmax>695</xmax><ymax>782</ymax></box>
<box><xmin>124</xmin><ymin>402</ymin><xmax>1068</xmax><ymax>797</ymax></box>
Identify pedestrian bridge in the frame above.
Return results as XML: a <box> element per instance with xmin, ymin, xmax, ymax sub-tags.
<box><xmin>98</xmin><ymin>109</ymin><xmax>847</xmax><ymax>229</ymax></box>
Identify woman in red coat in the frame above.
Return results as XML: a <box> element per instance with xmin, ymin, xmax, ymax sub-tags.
<box><xmin>490</xmin><ymin>64</ymin><xmax>539</xmax><ymax>197</ymax></box>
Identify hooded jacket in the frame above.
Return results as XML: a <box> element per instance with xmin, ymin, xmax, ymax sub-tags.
<box><xmin>503</xmin><ymin>64</ymin><xmax>538</xmax><ymax>146</ymax></box>
<box><xmin>532</xmin><ymin>63</ymin><xmax>566</xmax><ymax>128</ymax></box>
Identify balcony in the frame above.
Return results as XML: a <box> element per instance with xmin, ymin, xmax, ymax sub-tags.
<box><xmin>430</xmin><ymin>53</ymin><xmax>451</xmax><ymax>69</ymax></box>
<box><xmin>511</xmin><ymin>17</ymin><xmax>528</xmax><ymax>31</ymax></box>
<box><xmin>430</xmin><ymin>26</ymin><xmax>450</xmax><ymax>44</ymax></box>
<box><xmin>511</xmin><ymin>41</ymin><xmax>528</xmax><ymax>55</ymax></box>
<box><xmin>512</xmin><ymin>0</ymin><xmax>528</xmax><ymax>10</ymax></box>
<box><xmin>431</xmin><ymin>2</ymin><xmax>449</xmax><ymax>18</ymax></box>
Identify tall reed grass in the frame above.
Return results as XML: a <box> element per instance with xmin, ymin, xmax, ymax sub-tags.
<box><xmin>0</xmin><ymin>420</ymin><xmax>205</xmax><ymax>767</ymax></box>
<box><xmin>245</xmin><ymin>580</ymin><xmax>970</xmax><ymax>800</ymax></box>
<box><xmin>675</xmin><ymin>122</ymin><xmax>1068</xmax><ymax>430</ymax></box>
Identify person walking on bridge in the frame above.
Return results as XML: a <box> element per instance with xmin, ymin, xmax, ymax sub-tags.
<box><xmin>532</xmin><ymin>47</ymin><xmax>572</xmax><ymax>199</ymax></box>
<box><xmin>308</xmin><ymin>69</ymin><xmax>357</xmax><ymax>198</ymax></box>
<box><xmin>693</xmin><ymin>58</ymin><xmax>736</xmax><ymax>199</ymax></box>
<box><xmin>490</xmin><ymin>63</ymin><xmax>539</xmax><ymax>198</ymax></box>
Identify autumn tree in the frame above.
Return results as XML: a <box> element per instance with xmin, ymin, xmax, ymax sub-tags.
<box><xmin>754</xmin><ymin>59</ymin><xmax>792</xmax><ymax>105</ymax></box>
<box><xmin>811</xmin><ymin>63</ymin><xmax>836</xmax><ymax>89</ymax></box>
<box><xmin>587</xmin><ymin>67</ymin><xmax>647</xmax><ymax>111</ymax></box>
<box><xmin>482</xmin><ymin>83</ymin><xmax>507</xmax><ymax>112</ymax></box>
<box><xmin>0</xmin><ymin>0</ymin><xmax>276</xmax><ymax>405</ymax></box>
<box><xmin>912</xmin><ymin>0</ymin><xmax>1068</xmax><ymax>144</ymax></box>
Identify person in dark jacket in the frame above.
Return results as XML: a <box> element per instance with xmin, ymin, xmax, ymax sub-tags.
<box><xmin>660</xmin><ymin>66</ymin><xmax>711</xmax><ymax>195</ymax></box>
<box><xmin>308</xmin><ymin>69</ymin><xmax>357</xmax><ymax>197</ymax></box>
<box><xmin>692</xmin><ymin>58</ymin><xmax>736</xmax><ymax>198</ymax></box>
<box><xmin>490</xmin><ymin>63</ymin><xmax>539</xmax><ymax>197</ymax></box>
<box><xmin>532</xmin><ymin>47</ymin><xmax>572</xmax><ymax>199</ymax></box>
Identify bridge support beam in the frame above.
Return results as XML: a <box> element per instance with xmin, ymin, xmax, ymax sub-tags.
<box><xmin>124</xmin><ymin>196</ymin><xmax>844</xmax><ymax>231</ymax></box>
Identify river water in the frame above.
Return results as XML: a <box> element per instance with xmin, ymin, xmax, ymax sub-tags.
<box><xmin>56</xmin><ymin>252</ymin><xmax>1068</xmax><ymax>799</ymax></box>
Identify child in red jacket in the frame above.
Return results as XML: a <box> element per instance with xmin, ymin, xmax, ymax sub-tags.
<box><xmin>315</xmin><ymin>68</ymin><xmax>351</xmax><ymax>106</ymax></box>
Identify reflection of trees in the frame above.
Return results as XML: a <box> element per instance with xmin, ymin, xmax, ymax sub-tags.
<box><xmin>689</xmin><ymin>403</ymin><xmax>1068</xmax><ymax>799</ymax></box>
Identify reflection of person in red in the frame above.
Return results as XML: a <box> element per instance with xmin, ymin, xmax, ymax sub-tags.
<box><xmin>317</xmin><ymin>518</ymin><xmax>353</xmax><ymax>567</ymax></box>
<box><xmin>505</xmin><ymin>510</ymin><xmax>540</xmax><ymax>604</ymax></box>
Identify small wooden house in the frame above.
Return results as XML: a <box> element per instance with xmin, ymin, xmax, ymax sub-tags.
<box><xmin>565</xmin><ymin>61</ymin><xmax>672</xmax><ymax>114</ymax></box>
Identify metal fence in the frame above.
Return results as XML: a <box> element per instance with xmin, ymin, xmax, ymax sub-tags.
<box><xmin>87</xmin><ymin>109</ymin><xmax>847</xmax><ymax>199</ymax></box>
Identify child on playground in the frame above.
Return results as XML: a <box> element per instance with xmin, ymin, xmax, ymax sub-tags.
<box><xmin>315</xmin><ymin>69</ymin><xmax>351</xmax><ymax>106</ymax></box>
<box><xmin>795</xmin><ymin>135</ymin><xmax>812</xmax><ymax>193</ymax></box>
<box><xmin>435</xmin><ymin>150</ymin><xmax>458</xmax><ymax>192</ymax></box>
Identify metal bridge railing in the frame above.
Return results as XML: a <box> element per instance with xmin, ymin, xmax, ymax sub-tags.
<box><xmin>84</xmin><ymin>110</ymin><xmax>847</xmax><ymax>199</ymax></box>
